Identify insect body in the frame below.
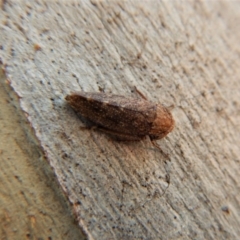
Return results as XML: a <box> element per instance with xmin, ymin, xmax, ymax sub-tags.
<box><xmin>65</xmin><ymin>92</ymin><xmax>174</xmax><ymax>141</ymax></box>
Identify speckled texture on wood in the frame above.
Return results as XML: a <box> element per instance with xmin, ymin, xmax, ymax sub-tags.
<box><xmin>0</xmin><ymin>68</ymin><xmax>86</xmax><ymax>240</ymax></box>
<box><xmin>1</xmin><ymin>1</ymin><xmax>240</xmax><ymax>240</ymax></box>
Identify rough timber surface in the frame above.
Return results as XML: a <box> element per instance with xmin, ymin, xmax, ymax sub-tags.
<box><xmin>1</xmin><ymin>1</ymin><xmax>240</xmax><ymax>240</ymax></box>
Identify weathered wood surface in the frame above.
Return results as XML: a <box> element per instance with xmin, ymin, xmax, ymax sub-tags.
<box><xmin>1</xmin><ymin>1</ymin><xmax>240</xmax><ymax>239</ymax></box>
<box><xmin>0</xmin><ymin>69</ymin><xmax>86</xmax><ymax>239</ymax></box>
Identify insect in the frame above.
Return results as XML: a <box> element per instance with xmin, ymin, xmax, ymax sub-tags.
<box><xmin>65</xmin><ymin>91</ymin><xmax>174</xmax><ymax>142</ymax></box>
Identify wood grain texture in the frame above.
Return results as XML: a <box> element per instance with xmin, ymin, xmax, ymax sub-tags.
<box><xmin>0</xmin><ymin>70</ymin><xmax>86</xmax><ymax>239</ymax></box>
<box><xmin>1</xmin><ymin>1</ymin><xmax>240</xmax><ymax>239</ymax></box>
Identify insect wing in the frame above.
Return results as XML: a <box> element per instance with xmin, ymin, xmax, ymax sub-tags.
<box><xmin>66</xmin><ymin>92</ymin><xmax>157</xmax><ymax>137</ymax></box>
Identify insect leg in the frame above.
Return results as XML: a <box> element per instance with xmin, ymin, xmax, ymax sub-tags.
<box><xmin>133</xmin><ymin>86</ymin><xmax>148</xmax><ymax>100</ymax></box>
<box><xmin>151</xmin><ymin>140</ymin><xmax>170</xmax><ymax>161</ymax></box>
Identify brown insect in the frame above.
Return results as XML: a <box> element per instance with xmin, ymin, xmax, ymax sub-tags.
<box><xmin>65</xmin><ymin>91</ymin><xmax>174</xmax><ymax>142</ymax></box>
